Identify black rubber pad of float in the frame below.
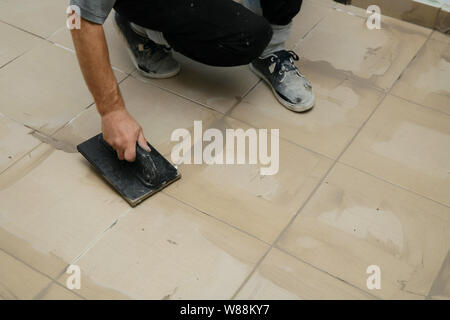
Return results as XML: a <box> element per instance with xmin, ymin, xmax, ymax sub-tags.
<box><xmin>77</xmin><ymin>134</ymin><xmax>181</xmax><ymax>207</ymax></box>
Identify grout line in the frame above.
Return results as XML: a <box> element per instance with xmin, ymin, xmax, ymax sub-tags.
<box><xmin>46</xmin><ymin>281</ymin><xmax>87</xmax><ymax>300</ymax></box>
<box><xmin>33</xmin><ymin>278</ymin><xmax>87</xmax><ymax>300</ymax></box>
<box><xmin>391</xmin><ymin>29</ymin><xmax>434</xmax><ymax>90</ymax></box>
<box><xmin>0</xmin><ymin>247</ymin><xmax>57</xmax><ymax>284</ymax></box>
<box><xmin>33</xmin><ymin>206</ymin><xmax>135</xmax><ymax>300</ymax></box>
<box><xmin>0</xmin><ymin>246</ymin><xmax>86</xmax><ymax>300</ymax></box>
<box><xmin>53</xmin><ymin>42</ymin><xmax>75</xmax><ymax>53</ymax></box>
<box><xmin>232</xmin><ymin>27</ymin><xmax>438</xmax><ymax>298</ymax></box>
<box><xmin>0</xmin><ymin>142</ymin><xmax>45</xmax><ymax>176</ymax></box>
<box><xmin>32</xmin><ymin>206</ymin><xmax>134</xmax><ymax>301</ymax></box>
<box><xmin>70</xmin><ymin>208</ymin><xmax>133</xmax><ymax>266</ymax></box>
<box><xmin>295</xmin><ymin>13</ymin><xmax>329</xmax><ymax>47</ymax></box>
<box><xmin>129</xmin><ymin>72</ymin><xmax>228</xmax><ymax>115</ymax></box>
<box><xmin>46</xmin><ymin>26</ymin><xmax>65</xmax><ymax>41</ymax></box>
<box><xmin>48</xmin><ymin>74</ymin><xmax>130</xmax><ymax>140</ymax></box>
<box><xmin>337</xmin><ymin>161</ymin><xmax>450</xmax><ymax>209</ymax></box>
<box><xmin>224</xmin><ymin>79</ymin><xmax>262</xmax><ymax>117</ymax></box>
<box><xmin>425</xmin><ymin>250</ymin><xmax>449</xmax><ymax>299</ymax></box>
<box><xmin>275</xmin><ymin>246</ymin><xmax>382</xmax><ymax>300</ymax></box>
<box><xmin>0</xmin><ymin>19</ymin><xmax>47</xmax><ymax>40</ymax></box>
<box><xmin>389</xmin><ymin>92</ymin><xmax>450</xmax><ymax>117</ymax></box>
<box><xmin>223</xmin><ymin>112</ymin><xmax>336</xmax><ymax>161</ymax></box>
<box><xmin>162</xmin><ymin>191</ymin><xmax>271</xmax><ymax>246</ymax></box>
<box><xmin>0</xmin><ymin>50</ymin><xmax>28</xmax><ymax>70</ymax></box>
<box><xmin>231</xmin><ymin>90</ymin><xmax>390</xmax><ymax>299</ymax></box>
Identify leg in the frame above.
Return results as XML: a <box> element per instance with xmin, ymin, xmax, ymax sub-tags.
<box><xmin>243</xmin><ymin>0</ymin><xmax>303</xmax><ymax>56</ymax></box>
<box><xmin>243</xmin><ymin>0</ymin><xmax>315</xmax><ymax>112</ymax></box>
<box><xmin>260</xmin><ymin>0</ymin><xmax>303</xmax><ymax>26</ymax></box>
<box><xmin>114</xmin><ymin>0</ymin><xmax>272</xmax><ymax>67</ymax></box>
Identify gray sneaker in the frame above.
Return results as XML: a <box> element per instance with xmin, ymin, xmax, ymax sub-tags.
<box><xmin>250</xmin><ymin>50</ymin><xmax>315</xmax><ymax>112</ymax></box>
<box><xmin>114</xmin><ymin>12</ymin><xmax>180</xmax><ymax>79</ymax></box>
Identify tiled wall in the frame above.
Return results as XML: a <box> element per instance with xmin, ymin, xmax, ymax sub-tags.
<box><xmin>350</xmin><ymin>0</ymin><xmax>450</xmax><ymax>32</ymax></box>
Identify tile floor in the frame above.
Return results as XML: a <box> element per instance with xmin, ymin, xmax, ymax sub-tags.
<box><xmin>0</xmin><ymin>0</ymin><xmax>449</xmax><ymax>300</ymax></box>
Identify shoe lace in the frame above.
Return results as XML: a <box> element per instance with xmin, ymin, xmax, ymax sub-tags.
<box><xmin>139</xmin><ymin>39</ymin><xmax>171</xmax><ymax>61</ymax></box>
<box><xmin>266</xmin><ymin>50</ymin><xmax>303</xmax><ymax>83</ymax></box>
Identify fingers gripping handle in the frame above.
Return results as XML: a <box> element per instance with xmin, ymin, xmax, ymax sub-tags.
<box><xmin>135</xmin><ymin>144</ymin><xmax>159</xmax><ymax>188</ymax></box>
<box><xmin>99</xmin><ymin>135</ymin><xmax>159</xmax><ymax>188</ymax></box>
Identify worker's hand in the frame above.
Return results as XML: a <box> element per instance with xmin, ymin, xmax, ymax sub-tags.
<box><xmin>101</xmin><ymin>109</ymin><xmax>151</xmax><ymax>162</ymax></box>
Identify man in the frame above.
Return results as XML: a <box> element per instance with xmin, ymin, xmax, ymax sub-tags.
<box><xmin>70</xmin><ymin>0</ymin><xmax>315</xmax><ymax>162</ymax></box>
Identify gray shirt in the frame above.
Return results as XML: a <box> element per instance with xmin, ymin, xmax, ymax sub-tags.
<box><xmin>70</xmin><ymin>0</ymin><xmax>116</xmax><ymax>24</ymax></box>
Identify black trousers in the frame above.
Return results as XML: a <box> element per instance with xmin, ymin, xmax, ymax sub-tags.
<box><xmin>114</xmin><ymin>0</ymin><xmax>303</xmax><ymax>67</ymax></box>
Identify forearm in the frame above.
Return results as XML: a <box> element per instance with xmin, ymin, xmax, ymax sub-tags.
<box><xmin>70</xmin><ymin>18</ymin><xmax>124</xmax><ymax>116</ymax></box>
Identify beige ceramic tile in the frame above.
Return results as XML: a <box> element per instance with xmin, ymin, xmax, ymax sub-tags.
<box><xmin>0</xmin><ymin>144</ymin><xmax>130</xmax><ymax>278</ymax></box>
<box><xmin>0</xmin><ymin>0</ymin><xmax>67</xmax><ymax>39</ymax></box>
<box><xmin>278</xmin><ymin>163</ymin><xmax>450</xmax><ymax>299</ymax></box>
<box><xmin>428</xmin><ymin>252</ymin><xmax>450</xmax><ymax>300</ymax></box>
<box><xmin>231</xmin><ymin>60</ymin><xmax>384</xmax><ymax>159</ymax></box>
<box><xmin>49</xmin><ymin>14</ymin><xmax>136</xmax><ymax>74</ymax></box>
<box><xmin>329</xmin><ymin>1</ymin><xmax>373</xmax><ymax>19</ymax></box>
<box><xmin>296</xmin><ymin>9</ymin><xmax>431</xmax><ymax>91</ymax></box>
<box><xmin>287</xmin><ymin>0</ymin><xmax>332</xmax><ymax>48</ymax></box>
<box><xmin>57</xmin><ymin>193</ymin><xmax>268</xmax><ymax>299</ymax></box>
<box><xmin>165</xmin><ymin>116</ymin><xmax>333</xmax><ymax>243</ymax></box>
<box><xmin>38</xmin><ymin>283</ymin><xmax>84</xmax><ymax>300</ymax></box>
<box><xmin>0</xmin><ymin>42</ymin><xmax>126</xmax><ymax>135</ymax></box>
<box><xmin>0</xmin><ymin>250</ymin><xmax>52</xmax><ymax>300</ymax></box>
<box><xmin>236</xmin><ymin>248</ymin><xmax>374</xmax><ymax>299</ymax></box>
<box><xmin>391</xmin><ymin>35</ymin><xmax>450</xmax><ymax>114</ymax></box>
<box><xmin>52</xmin><ymin>76</ymin><xmax>222</xmax><ymax>156</ymax></box>
<box><xmin>0</xmin><ymin>21</ymin><xmax>45</xmax><ymax>67</ymax></box>
<box><xmin>430</xmin><ymin>30</ymin><xmax>450</xmax><ymax>42</ymax></box>
<box><xmin>0</xmin><ymin>114</ymin><xmax>41</xmax><ymax>174</ymax></box>
<box><xmin>341</xmin><ymin>95</ymin><xmax>450</xmax><ymax>206</ymax></box>
<box><xmin>134</xmin><ymin>52</ymin><xmax>259</xmax><ymax>114</ymax></box>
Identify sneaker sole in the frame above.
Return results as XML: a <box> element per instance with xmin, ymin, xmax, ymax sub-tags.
<box><xmin>249</xmin><ymin>64</ymin><xmax>315</xmax><ymax>113</ymax></box>
<box><xmin>114</xmin><ymin>20</ymin><xmax>181</xmax><ymax>79</ymax></box>
<box><xmin>126</xmin><ymin>47</ymin><xmax>181</xmax><ymax>79</ymax></box>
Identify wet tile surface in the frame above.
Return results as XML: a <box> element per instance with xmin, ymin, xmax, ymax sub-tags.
<box><xmin>391</xmin><ymin>32</ymin><xmax>450</xmax><ymax>114</ymax></box>
<box><xmin>278</xmin><ymin>163</ymin><xmax>450</xmax><ymax>299</ymax></box>
<box><xmin>236</xmin><ymin>248</ymin><xmax>374</xmax><ymax>300</ymax></box>
<box><xmin>0</xmin><ymin>42</ymin><xmax>126</xmax><ymax>135</ymax></box>
<box><xmin>165</xmin><ymin>117</ymin><xmax>333</xmax><ymax>243</ymax></box>
<box><xmin>0</xmin><ymin>0</ymin><xmax>67</xmax><ymax>39</ymax></box>
<box><xmin>0</xmin><ymin>146</ymin><xmax>130</xmax><ymax>278</ymax></box>
<box><xmin>57</xmin><ymin>193</ymin><xmax>268</xmax><ymax>299</ymax></box>
<box><xmin>231</xmin><ymin>60</ymin><xmax>384</xmax><ymax>159</ymax></box>
<box><xmin>297</xmin><ymin>9</ymin><xmax>431</xmax><ymax>90</ymax></box>
<box><xmin>341</xmin><ymin>95</ymin><xmax>450</xmax><ymax>206</ymax></box>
